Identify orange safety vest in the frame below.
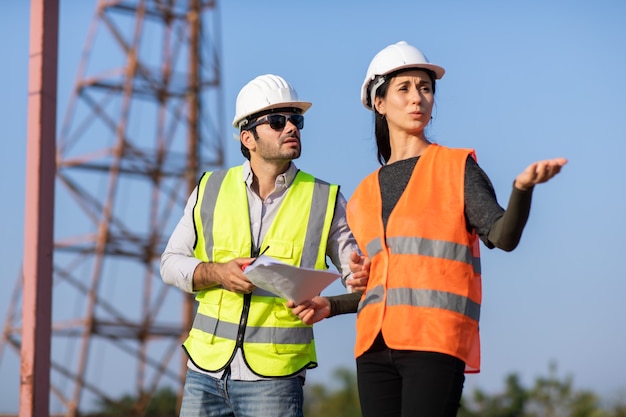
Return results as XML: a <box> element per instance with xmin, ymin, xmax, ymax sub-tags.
<box><xmin>347</xmin><ymin>144</ymin><xmax>482</xmax><ymax>372</ymax></box>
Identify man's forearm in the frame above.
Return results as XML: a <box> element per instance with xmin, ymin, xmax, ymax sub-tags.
<box><xmin>192</xmin><ymin>262</ymin><xmax>222</xmax><ymax>291</ymax></box>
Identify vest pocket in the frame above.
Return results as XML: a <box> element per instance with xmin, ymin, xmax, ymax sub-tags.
<box><xmin>264</xmin><ymin>239</ymin><xmax>294</xmax><ymax>260</ymax></box>
<box><xmin>269</xmin><ymin>303</ymin><xmax>312</xmax><ymax>355</ymax></box>
<box><xmin>213</xmin><ymin>247</ymin><xmax>238</xmax><ymax>261</ymax></box>
<box><xmin>193</xmin><ymin>290</ymin><xmax>224</xmax><ymax>344</ymax></box>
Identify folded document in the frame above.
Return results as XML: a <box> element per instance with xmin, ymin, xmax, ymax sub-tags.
<box><xmin>243</xmin><ymin>255</ymin><xmax>341</xmax><ymax>304</ymax></box>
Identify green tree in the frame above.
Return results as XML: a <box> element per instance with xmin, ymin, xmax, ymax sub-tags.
<box><xmin>86</xmin><ymin>363</ymin><xmax>626</xmax><ymax>417</ymax></box>
<box><xmin>88</xmin><ymin>386</ymin><xmax>179</xmax><ymax>417</ymax></box>
<box><xmin>304</xmin><ymin>367</ymin><xmax>361</xmax><ymax>417</ymax></box>
<box><xmin>459</xmin><ymin>373</ymin><xmax>528</xmax><ymax>417</ymax></box>
<box><xmin>610</xmin><ymin>402</ymin><xmax>626</xmax><ymax>417</ymax></box>
<box><xmin>525</xmin><ymin>362</ymin><xmax>606</xmax><ymax>417</ymax></box>
<box><xmin>461</xmin><ymin>362</ymin><xmax>623</xmax><ymax>417</ymax></box>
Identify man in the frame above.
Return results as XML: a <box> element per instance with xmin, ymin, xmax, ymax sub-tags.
<box><xmin>160</xmin><ymin>74</ymin><xmax>366</xmax><ymax>417</ymax></box>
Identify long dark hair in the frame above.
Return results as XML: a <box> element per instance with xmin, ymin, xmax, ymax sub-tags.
<box><xmin>372</xmin><ymin>68</ymin><xmax>436</xmax><ymax>165</ymax></box>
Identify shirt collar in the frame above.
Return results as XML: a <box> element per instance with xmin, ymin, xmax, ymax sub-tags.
<box><xmin>242</xmin><ymin>160</ymin><xmax>299</xmax><ymax>191</ymax></box>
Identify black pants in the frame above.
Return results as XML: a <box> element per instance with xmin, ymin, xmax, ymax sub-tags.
<box><xmin>356</xmin><ymin>334</ymin><xmax>465</xmax><ymax>417</ymax></box>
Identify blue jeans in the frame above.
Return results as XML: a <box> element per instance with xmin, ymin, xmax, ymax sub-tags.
<box><xmin>179</xmin><ymin>368</ymin><xmax>304</xmax><ymax>417</ymax></box>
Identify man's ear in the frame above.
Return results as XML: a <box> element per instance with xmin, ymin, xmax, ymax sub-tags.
<box><xmin>240</xmin><ymin>129</ymin><xmax>255</xmax><ymax>151</ymax></box>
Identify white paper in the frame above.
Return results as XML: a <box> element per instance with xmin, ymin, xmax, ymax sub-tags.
<box><xmin>243</xmin><ymin>255</ymin><xmax>340</xmax><ymax>304</ymax></box>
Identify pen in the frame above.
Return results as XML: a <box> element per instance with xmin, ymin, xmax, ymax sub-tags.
<box><xmin>241</xmin><ymin>246</ymin><xmax>270</xmax><ymax>271</ymax></box>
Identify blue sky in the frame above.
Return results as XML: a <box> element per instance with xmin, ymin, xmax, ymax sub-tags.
<box><xmin>2</xmin><ymin>0</ymin><xmax>626</xmax><ymax>413</ymax></box>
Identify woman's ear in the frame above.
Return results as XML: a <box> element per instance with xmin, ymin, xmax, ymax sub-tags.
<box><xmin>374</xmin><ymin>96</ymin><xmax>385</xmax><ymax>116</ymax></box>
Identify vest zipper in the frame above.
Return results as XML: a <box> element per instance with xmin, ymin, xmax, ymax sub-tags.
<box><xmin>236</xmin><ymin>243</ymin><xmax>259</xmax><ymax>347</ymax></box>
<box><xmin>236</xmin><ymin>293</ymin><xmax>252</xmax><ymax>348</ymax></box>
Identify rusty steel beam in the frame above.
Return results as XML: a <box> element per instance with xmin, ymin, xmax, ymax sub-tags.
<box><xmin>21</xmin><ymin>0</ymin><xmax>59</xmax><ymax>416</ymax></box>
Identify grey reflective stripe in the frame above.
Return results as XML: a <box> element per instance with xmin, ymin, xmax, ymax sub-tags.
<box><xmin>365</xmin><ymin>238</ymin><xmax>383</xmax><ymax>258</ymax></box>
<box><xmin>200</xmin><ymin>170</ymin><xmax>228</xmax><ymax>259</ymax></box>
<box><xmin>301</xmin><ymin>179</ymin><xmax>331</xmax><ymax>264</ymax></box>
<box><xmin>357</xmin><ymin>285</ymin><xmax>480</xmax><ymax>321</ymax></box>
<box><xmin>193</xmin><ymin>314</ymin><xmax>238</xmax><ymax>341</ymax></box>
<box><xmin>473</xmin><ymin>256</ymin><xmax>481</xmax><ymax>275</ymax></box>
<box><xmin>387</xmin><ymin>288</ymin><xmax>480</xmax><ymax>322</ymax></box>
<box><xmin>358</xmin><ymin>285</ymin><xmax>384</xmax><ymax>313</ymax></box>
<box><xmin>374</xmin><ymin>236</ymin><xmax>480</xmax><ymax>274</ymax></box>
<box><xmin>246</xmin><ymin>325</ymin><xmax>313</xmax><ymax>345</ymax></box>
<box><xmin>192</xmin><ymin>313</ymin><xmax>313</xmax><ymax>344</ymax></box>
<box><xmin>253</xmin><ymin>287</ymin><xmax>281</xmax><ymax>298</ymax></box>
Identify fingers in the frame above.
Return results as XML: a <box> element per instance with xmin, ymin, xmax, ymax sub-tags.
<box><xmin>350</xmin><ymin>252</ymin><xmax>371</xmax><ymax>273</ymax></box>
<box><xmin>515</xmin><ymin>157</ymin><xmax>567</xmax><ymax>190</ymax></box>
<box><xmin>300</xmin><ymin>309</ymin><xmax>317</xmax><ymax>325</ymax></box>
<box><xmin>349</xmin><ymin>251</ymin><xmax>362</xmax><ymax>274</ymax></box>
<box><xmin>290</xmin><ymin>301</ymin><xmax>311</xmax><ymax>315</ymax></box>
<box><xmin>549</xmin><ymin>157</ymin><xmax>568</xmax><ymax>167</ymax></box>
<box><xmin>533</xmin><ymin>158</ymin><xmax>567</xmax><ymax>183</ymax></box>
<box><xmin>288</xmin><ymin>297</ymin><xmax>331</xmax><ymax>325</ymax></box>
<box><xmin>362</xmin><ymin>256</ymin><xmax>371</xmax><ymax>271</ymax></box>
<box><xmin>236</xmin><ymin>257</ymin><xmax>256</xmax><ymax>271</ymax></box>
<box><xmin>227</xmin><ymin>280</ymin><xmax>255</xmax><ymax>294</ymax></box>
<box><xmin>348</xmin><ymin>252</ymin><xmax>370</xmax><ymax>292</ymax></box>
<box><xmin>290</xmin><ymin>304</ymin><xmax>315</xmax><ymax>323</ymax></box>
<box><xmin>346</xmin><ymin>276</ymin><xmax>367</xmax><ymax>292</ymax></box>
<box><xmin>350</xmin><ymin>251</ymin><xmax>370</xmax><ymax>274</ymax></box>
<box><xmin>218</xmin><ymin>259</ymin><xmax>256</xmax><ymax>293</ymax></box>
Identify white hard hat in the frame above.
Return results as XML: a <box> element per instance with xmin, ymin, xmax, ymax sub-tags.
<box><xmin>232</xmin><ymin>74</ymin><xmax>312</xmax><ymax>129</ymax></box>
<box><xmin>360</xmin><ymin>41</ymin><xmax>445</xmax><ymax>110</ymax></box>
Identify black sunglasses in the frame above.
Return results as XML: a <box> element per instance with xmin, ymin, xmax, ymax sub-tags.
<box><xmin>245</xmin><ymin>114</ymin><xmax>304</xmax><ymax>131</ymax></box>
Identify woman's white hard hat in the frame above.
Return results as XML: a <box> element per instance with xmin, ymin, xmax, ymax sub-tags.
<box><xmin>360</xmin><ymin>41</ymin><xmax>445</xmax><ymax>110</ymax></box>
<box><xmin>232</xmin><ymin>74</ymin><xmax>312</xmax><ymax>129</ymax></box>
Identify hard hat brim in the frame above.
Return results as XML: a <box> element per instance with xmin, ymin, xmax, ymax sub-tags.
<box><xmin>360</xmin><ymin>63</ymin><xmax>445</xmax><ymax>110</ymax></box>
<box><xmin>386</xmin><ymin>63</ymin><xmax>445</xmax><ymax>80</ymax></box>
<box><xmin>232</xmin><ymin>101</ymin><xmax>312</xmax><ymax>129</ymax></box>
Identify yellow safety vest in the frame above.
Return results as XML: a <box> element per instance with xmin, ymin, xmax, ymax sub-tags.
<box><xmin>183</xmin><ymin>165</ymin><xmax>338</xmax><ymax>377</ymax></box>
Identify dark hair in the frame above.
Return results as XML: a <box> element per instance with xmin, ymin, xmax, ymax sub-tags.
<box><xmin>372</xmin><ymin>68</ymin><xmax>436</xmax><ymax>165</ymax></box>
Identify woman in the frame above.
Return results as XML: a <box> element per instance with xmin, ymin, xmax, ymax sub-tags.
<box><xmin>291</xmin><ymin>41</ymin><xmax>566</xmax><ymax>417</ymax></box>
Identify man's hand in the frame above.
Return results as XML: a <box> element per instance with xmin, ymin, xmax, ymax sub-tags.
<box><xmin>193</xmin><ymin>258</ymin><xmax>256</xmax><ymax>293</ymax></box>
<box><xmin>347</xmin><ymin>251</ymin><xmax>370</xmax><ymax>292</ymax></box>
<box><xmin>287</xmin><ymin>296</ymin><xmax>330</xmax><ymax>325</ymax></box>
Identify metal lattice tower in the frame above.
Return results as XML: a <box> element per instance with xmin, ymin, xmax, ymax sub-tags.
<box><xmin>1</xmin><ymin>0</ymin><xmax>224</xmax><ymax>415</ymax></box>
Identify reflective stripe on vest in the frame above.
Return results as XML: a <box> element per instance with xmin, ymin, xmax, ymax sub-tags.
<box><xmin>359</xmin><ymin>285</ymin><xmax>481</xmax><ymax>322</ymax></box>
<box><xmin>190</xmin><ymin>313</ymin><xmax>314</xmax><ymax>345</ymax></box>
<box><xmin>366</xmin><ymin>236</ymin><xmax>481</xmax><ymax>275</ymax></box>
<box><xmin>348</xmin><ymin>144</ymin><xmax>482</xmax><ymax>372</ymax></box>
<box><xmin>183</xmin><ymin>166</ymin><xmax>338</xmax><ymax>377</ymax></box>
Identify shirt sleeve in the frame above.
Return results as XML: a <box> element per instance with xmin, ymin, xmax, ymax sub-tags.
<box><xmin>464</xmin><ymin>157</ymin><xmax>505</xmax><ymax>246</ymax></box>
<box><xmin>464</xmin><ymin>157</ymin><xmax>534</xmax><ymax>251</ymax></box>
<box><xmin>486</xmin><ymin>185</ymin><xmax>533</xmax><ymax>251</ymax></box>
<box><xmin>327</xmin><ymin>292</ymin><xmax>363</xmax><ymax>316</ymax></box>
<box><xmin>325</xmin><ymin>191</ymin><xmax>360</xmax><ymax>292</ymax></box>
<box><xmin>160</xmin><ymin>187</ymin><xmax>202</xmax><ymax>293</ymax></box>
